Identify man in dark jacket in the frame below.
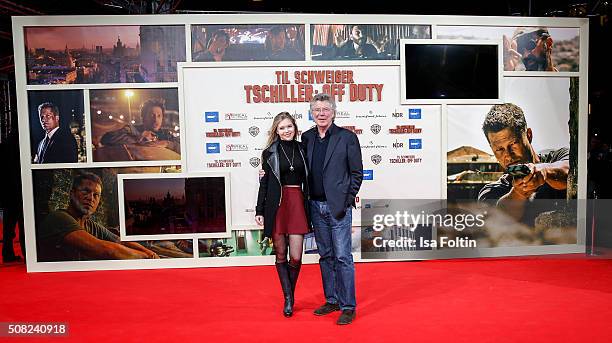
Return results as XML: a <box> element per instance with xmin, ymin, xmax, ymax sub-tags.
<box><xmin>33</xmin><ymin>102</ymin><xmax>77</xmax><ymax>164</ymax></box>
<box><xmin>301</xmin><ymin>93</ymin><xmax>363</xmax><ymax>325</ymax></box>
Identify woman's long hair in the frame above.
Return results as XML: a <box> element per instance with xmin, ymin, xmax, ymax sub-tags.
<box><xmin>264</xmin><ymin>112</ymin><xmax>299</xmax><ymax>149</ymax></box>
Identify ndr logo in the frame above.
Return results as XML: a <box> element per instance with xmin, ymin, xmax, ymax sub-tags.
<box><xmin>206</xmin><ymin>143</ymin><xmax>220</xmax><ymax>154</ymax></box>
<box><xmin>205</xmin><ymin>111</ymin><xmax>219</xmax><ymax>122</ymax></box>
<box><xmin>363</xmin><ymin>169</ymin><xmax>374</xmax><ymax>180</ymax></box>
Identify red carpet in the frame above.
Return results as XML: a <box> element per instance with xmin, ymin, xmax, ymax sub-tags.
<box><xmin>1</xmin><ymin>257</ymin><xmax>612</xmax><ymax>342</ymax></box>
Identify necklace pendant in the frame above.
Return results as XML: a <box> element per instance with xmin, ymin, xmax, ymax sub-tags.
<box><xmin>290</xmin><ymin>166</ymin><xmax>294</xmax><ymax>172</ymax></box>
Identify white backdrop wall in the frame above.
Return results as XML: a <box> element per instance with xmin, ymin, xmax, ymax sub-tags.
<box><xmin>11</xmin><ymin>14</ymin><xmax>589</xmax><ymax>272</ymax></box>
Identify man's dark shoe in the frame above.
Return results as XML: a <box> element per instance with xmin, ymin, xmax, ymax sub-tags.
<box><xmin>313</xmin><ymin>302</ymin><xmax>340</xmax><ymax>316</ymax></box>
<box><xmin>336</xmin><ymin>310</ymin><xmax>356</xmax><ymax>325</ymax></box>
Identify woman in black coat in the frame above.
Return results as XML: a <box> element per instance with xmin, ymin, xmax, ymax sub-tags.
<box><xmin>255</xmin><ymin>112</ymin><xmax>310</xmax><ymax>317</ymax></box>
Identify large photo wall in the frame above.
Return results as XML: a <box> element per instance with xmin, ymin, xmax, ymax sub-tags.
<box><xmin>12</xmin><ymin>15</ymin><xmax>588</xmax><ymax>272</ymax></box>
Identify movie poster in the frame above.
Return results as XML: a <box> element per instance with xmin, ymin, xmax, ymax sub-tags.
<box><xmin>311</xmin><ymin>24</ymin><xmax>431</xmax><ymax>60</ymax></box>
<box><xmin>89</xmin><ymin>88</ymin><xmax>181</xmax><ymax>162</ymax></box>
<box><xmin>445</xmin><ymin>77</ymin><xmax>577</xmax><ymax>247</ymax></box>
<box><xmin>191</xmin><ymin>24</ymin><xmax>305</xmax><ymax>62</ymax></box>
<box><xmin>28</xmin><ymin>90</ymin><xmax>86</xmax><ymax>164</ymax></box>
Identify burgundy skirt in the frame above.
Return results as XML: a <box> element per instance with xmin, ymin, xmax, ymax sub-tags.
<box><xmin>274</xmin><ymin>186</ymin><xmax>309</xmax><ymax>235</ymax></box>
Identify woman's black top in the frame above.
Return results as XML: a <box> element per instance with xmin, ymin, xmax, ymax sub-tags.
<box><xmin>278</xmin><ymin>139</ymin><xmax>305</xmax><ymax>186</ymax></box>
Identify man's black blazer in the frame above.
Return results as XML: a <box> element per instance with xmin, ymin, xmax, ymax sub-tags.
<box><xmin>301</xmin><ymin>123</ymin><xmax>363</xmax><ymax>219</ymax></box>
<box><xmin>35</xmin><ymin>128</ymin><xmax>78</xmax><ymax>164</ymax></box>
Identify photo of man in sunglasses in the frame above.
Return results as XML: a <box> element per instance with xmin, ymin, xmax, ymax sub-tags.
<box><xmin>503</xmin><ymin>27</ymin><xmax>558</xmax><ymax>72</ymax></box>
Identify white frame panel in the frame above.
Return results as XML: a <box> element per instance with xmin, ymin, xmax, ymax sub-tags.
<box><xmin>399</xmin><ymin>39</ymin><xmax>505</xmax><ymax>105</ymax></box>
<box><xmin>118</xmin><ymin>172</ymin><xmax>233</xmax><ymax>240</ymax></box>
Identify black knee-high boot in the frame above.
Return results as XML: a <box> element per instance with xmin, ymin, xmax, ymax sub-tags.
<box><xmin>275</xmin><ymin>262</ymin><xmax>293</xmax><ymax>317</ymax></box>
<box><xmin>288</xmin><ymin>261</ymin><xmax>302</xmax><ymax>304</ymax></box>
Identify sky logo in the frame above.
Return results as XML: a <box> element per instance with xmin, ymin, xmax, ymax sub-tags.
<box><xmin>206</xmin><ymin>143</ymin><xmax>220</xmax><ymax>154</ymax></box>
<box><xmin>308</xmin><ymin>110</ymin><xmax>314</xmax><ymax>121</ymax></box>
<box><xmin>409</xmin><ymin>139</ymin><xmax>422</xmax><ymax>149</ymax></box>
<box><xmin>205</xmin><ymin>112</ymin><xmax>219</xmax><ymax>122</ymax></box>
<box><xmin>408</xmin><ymin>108</ymin><xmax>421</xmax><ymax>119</ymax></box>
<box><xmin>363</xmin><ymin>169</ymin><xmax>374</xmax><ymax>180</ymax></box>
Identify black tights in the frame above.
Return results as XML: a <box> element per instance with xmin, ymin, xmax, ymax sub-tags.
<box><xmin>273</xmin><ymin>233</ymin><xmax>303</xmax><ymax>266</ymax></box>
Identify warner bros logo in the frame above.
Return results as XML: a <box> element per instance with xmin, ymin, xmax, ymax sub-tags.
<box><xmin>371</xmin><ymin>154</ymin><xmax>382</xmax><ymax>165</ymax></box>
<box><xmin>370</xmin><ymin>124</ymin><xmax>381</xmax><ymax>135</ymax></box>
<box><xmin>250</xmin><ymin>157</ymin><xmax>261</xmax><ymax>167</ymax></box>
<box><xmin>249</xmin><ymin>126</ymin><xmax>260</xmax><ymax>137</ymax></box>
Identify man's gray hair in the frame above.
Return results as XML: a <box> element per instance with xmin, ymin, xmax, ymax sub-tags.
<box><xmin>310</xmin><ymin>93</ymin><xmax>336</xmax><ymax>111</ymax></box>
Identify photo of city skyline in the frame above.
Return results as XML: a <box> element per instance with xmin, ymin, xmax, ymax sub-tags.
<box><xmin>25</xmin><ymin>25</ymin><xmax>186</xmax><ymax>84</ymax></box>
<box><xmin>123</xmin><ymin>176</ymin><xmax>227</xmax><ymax>236</ymax></box>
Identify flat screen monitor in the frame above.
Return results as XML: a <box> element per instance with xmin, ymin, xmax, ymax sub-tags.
<box><xmin>400</xmin><ymin>39</ymin><xmax>503</xmax><ymax>104</ymax></box>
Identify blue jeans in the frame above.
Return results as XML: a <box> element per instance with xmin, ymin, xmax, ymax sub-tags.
<box><xmin>310</xmin><ymin>200</ymin><xmax>356</xmax><ymax>310</ymax></box>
